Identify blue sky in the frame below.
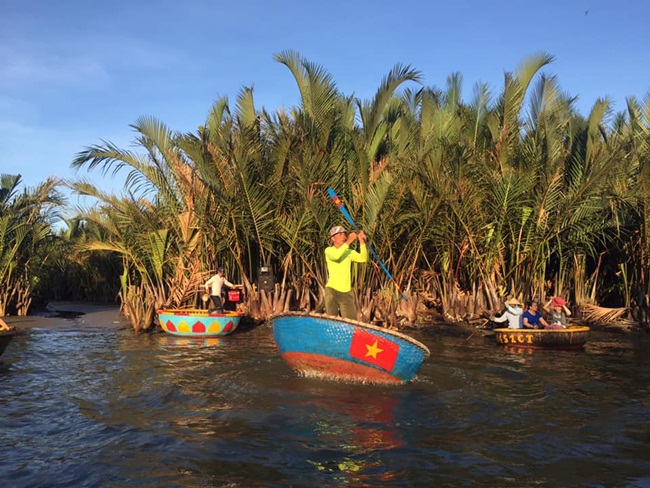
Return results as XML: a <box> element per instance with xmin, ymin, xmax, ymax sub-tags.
<box><xmin>2</xmin><ymin>0</ymin><xmax>649</xmax><ymax>196</ymax></box>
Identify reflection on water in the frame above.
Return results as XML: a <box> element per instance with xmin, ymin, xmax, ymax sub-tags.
<box><xmin>0</xmin><ymin>324</ymin><xmax>649</xmax><ymax>487</ymax></box>
<box><xmin>159</xmin><ymin>336</ymin><xmax>224</xmax><ymax>348</ymax></box>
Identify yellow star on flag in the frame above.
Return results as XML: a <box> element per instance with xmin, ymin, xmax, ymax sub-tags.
<box><xmin>365</xmin><ymin>340</ymin><xmax>384</xmax><ymax>359</ymax></box>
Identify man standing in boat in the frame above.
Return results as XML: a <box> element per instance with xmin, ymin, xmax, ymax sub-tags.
<box><xmin>324</xmin><ymin>225</ymin><xmax>368</xmax><ymax>320</ymax></box>
<box><xmin>204</xmin><ymin>267</ymin><xmax>240</xmax><ymax>313</ymax></box>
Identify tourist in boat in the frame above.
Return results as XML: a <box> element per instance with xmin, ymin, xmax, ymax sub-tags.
<box><xmin>522</xmin><ymin>300</ymin><xmax>549</xmax><ymax>329</ymax></box>
<box><xmin>324</xmin><ymin>225</ymin><xmax>368</xmax><ymax>320</ymax></box>
<box><xmin>204</xmin><ymin>267</ymin><xmax>241</xmax><ymax>313</ymax></box>
<box><xmin>490</xmin><ymin>297</ymin><xmax>523</xmax><ymax>328</ymax></box>
<box><xmin>543</xmin><ymin>296</ymin><xmax>571</xmax><ymax>329</ymax></box>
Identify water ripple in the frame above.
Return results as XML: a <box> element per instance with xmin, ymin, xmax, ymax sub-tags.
<box><xmin>0</xmin><ymin>324</ymin><xmax>648</xmax><ymax>486</ymax></box>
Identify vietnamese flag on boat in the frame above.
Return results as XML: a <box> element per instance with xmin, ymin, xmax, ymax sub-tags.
<box><xmin>349</xmin><ymin>328</ymin><xmax>399</xmax><ymax>371</ymax></box>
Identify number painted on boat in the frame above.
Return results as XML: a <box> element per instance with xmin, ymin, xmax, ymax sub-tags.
<box><xmin>497</xmin><ymin>333</ymin><xmax>534</xmax><ymax>344</ymax></box>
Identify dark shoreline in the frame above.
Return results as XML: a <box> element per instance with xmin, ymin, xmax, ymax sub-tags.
<box><xmin>3</xmin><ymin>300</ymin><xmax>644</xmax><ymax>338</ymax></box>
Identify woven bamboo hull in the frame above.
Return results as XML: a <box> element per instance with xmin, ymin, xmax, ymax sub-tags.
<box><xmin>270</xmin><ymin>312</ymin><xmax>430</xmax><ymax>385</ymax></box>
<box><xmin>494</xmin><ymin>326</ymin><xmax>590</xmax><ymax>350</ymax></box>
<box><xmin>0</xmin><ymin>329</ymin><xmax>17</xmax><ymax>356</ymax></box>
<box><xmin>156</xmin><ymin>309</ymin><xmax>243</xmax><ymax>337</ymax></box>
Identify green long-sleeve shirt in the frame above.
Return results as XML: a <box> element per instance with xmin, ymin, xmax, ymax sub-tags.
<box><xmin>325</xmin><ymin>243</ymin><xmax>368</xmax><ymax>293</ymax></box>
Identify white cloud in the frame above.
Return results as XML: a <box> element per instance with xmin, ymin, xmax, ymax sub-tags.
<box><xmin>0</xmin><ymin>44</ymin><xmax>109</xmax><ymax>90</ymax></box>
<box><xmin>0</xmin><ymin>118</ymin><xmax>131</xmax><ymax>193</ymax></box>
<box><xmin>0</xmin><ymin>33</ymin><xmax>180</xmax><ymax>92</ymax></box>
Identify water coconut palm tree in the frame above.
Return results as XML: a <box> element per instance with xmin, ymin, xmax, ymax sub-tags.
<box><xmin>0</xmin><ymin>174</ymin><xmax>61</xmax><ymax>316</ymax></box>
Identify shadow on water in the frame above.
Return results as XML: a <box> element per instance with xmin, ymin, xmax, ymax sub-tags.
<box><xmin>0</xmin><ymin>321</ymin><xmax>649</xmax><ymax>487</ymax></box>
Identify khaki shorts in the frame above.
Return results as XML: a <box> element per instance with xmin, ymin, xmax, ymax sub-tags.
<box><xmin>324</xmin><ymin>287</ymin><xmax>357</xmax><ymax>320</ymax></box>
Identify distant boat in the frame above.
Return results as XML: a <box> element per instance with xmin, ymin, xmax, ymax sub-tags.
<box><xmin>270</xmin><ymin>312</ymin><xmax>430</xmax><ymax>385</ymax></box>
<box><xmin>0</xmin><ymin>328</ymin><xmax>18</xmax><ymax>357</ymax></box>
<box><xmin>494</xmin><ymin>325</ymin><xmax>590</xmax><ymax>350</ymax></box>
<box><xmin>156</xmin><ymin>309</ymin><xmax>243</xmax><ymax>337</ymax></box>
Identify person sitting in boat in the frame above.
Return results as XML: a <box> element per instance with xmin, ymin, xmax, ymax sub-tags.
<box><xmin>543</xmin><ymin>296</ymin><xmax>571</xmax><ymax>329</ymax></box>
<box><xmin>490</xmin><ymin>297</ymin><xmax>523</xmax><ymax>328</ymax></box>
<box><xmin>324</xmin><ymin>225</ymin><xmax>368</xmax><ymax>320</ymax></box>
<box><xmin>522</xmin><ymin>300</ymin><xmax>549</xmax><ymax>329</ymax></box>
<box><xmin>204</xmin><ymin>267</ymin><xmax>241</xmax><ymax>313</ymax></box>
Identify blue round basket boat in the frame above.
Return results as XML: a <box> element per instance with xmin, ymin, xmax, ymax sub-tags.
<box><xmin>270</xmin><ymin>312</ymin><xmax>430</xmax><ymax>385</ymax></box>
<box><xmin>0</xmin><ymin>328</ymin><xmax>18</xmax><ymax>357</ymax></box>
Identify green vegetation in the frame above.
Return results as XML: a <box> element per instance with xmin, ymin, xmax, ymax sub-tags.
<box><xmin>0</xmin><ymin>175</ymin><xmax>61</xmax><ymax>316</ymax></box>
<box><xmin>3</xmin><ymin>51</ymin><xmax>650</xmax><ymax>331</ymax></box>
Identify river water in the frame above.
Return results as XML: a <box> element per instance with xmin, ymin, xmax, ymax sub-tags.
<box><xmin>1</xmin><ymin>315</ymin><xmax>649</xmax><ymax>487</ymax></box>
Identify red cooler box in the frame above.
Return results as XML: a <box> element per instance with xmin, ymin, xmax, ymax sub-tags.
<box><xmin>227</xmin><ymin>289</ymin><xmax>241</xmax><ymax>303</ymax></box>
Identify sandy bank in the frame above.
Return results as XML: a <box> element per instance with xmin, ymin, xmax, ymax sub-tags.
<box><xmin>4</xmin><ymin>301</ymin><xmax>127</xmax><ymax>331</ymax></box>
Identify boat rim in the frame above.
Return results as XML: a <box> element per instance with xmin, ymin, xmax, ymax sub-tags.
<box><xmin>156</xmin><ymin>308</ymin><xmax>243</xmax><ymax>317</ymax></box>
<box><xmin>493</xmin><ymin>325</ymin><xmax>590</xmax><ymax>333</ymax></box>
<box><xmin>0</xmin><ymin>328</ymin><xmax>20</xmax><ymax>336</ymax></box>
<box><xmin>269</xmin><ymin>311</ymin><xmax>430</xmax><ymax>356</ymax></box>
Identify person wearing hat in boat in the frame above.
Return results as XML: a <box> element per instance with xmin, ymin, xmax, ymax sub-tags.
<box><xmin>490</xmin><ymin>297</ymin><xmax>524</xmax><ymax>329</ymax></box>
<box><xmin>324</xmin><ymin>225</ymin><xmax>368</xmax><ymax>320</ymax></box>
<box><xmin>543</xmin><ymin>296</ymin><xmax>571</xmax><ymax>329</ymax></box>
<box><xmin>522</xmin><ymin>299</ymin><xmax>550</xmax><ymax>329</ymax></box>
<box><xmin>204</xmin><ymin>266</ymin><xmax>240</xmax><ymax>313</ymax></box>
